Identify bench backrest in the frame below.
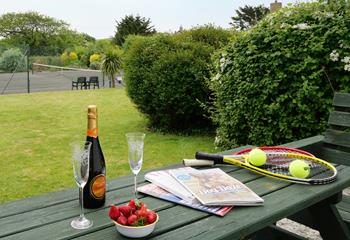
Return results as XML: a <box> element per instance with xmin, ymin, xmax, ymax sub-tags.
<box><xmin>322</xmin><ymin>92</ymin><xmax>350</xmax><ymax>165</ymax></box>
<box><xmin>89</xmin><ymin>76</ymin><xmax>98</xmax><ymax>83</ymax></box>
<box><xmin>77</xmin><ymin>77</ymin><xmax>86</xmax><ymax>83</ymax></box>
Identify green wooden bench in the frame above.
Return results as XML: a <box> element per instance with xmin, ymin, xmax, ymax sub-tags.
<box><xmin>280</xmin><ymin>92</ymin><xmax>350</xmax><ymax>230</ymax></box>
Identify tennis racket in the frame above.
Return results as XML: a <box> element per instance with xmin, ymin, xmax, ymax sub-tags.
<box><xmin>183</xmin><ymin>147</ymin><xmax>337</xmax><ymax>185</ymax></box>
<box><xmin>183</xmin><ymin>146</ymin><xmax>314</xmax><ymax>167</ymax></box>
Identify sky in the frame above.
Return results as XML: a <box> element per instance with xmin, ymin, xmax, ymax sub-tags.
<box><xmin>0</xmin><ymin>0</ymin><xmax>300</xmax><ymax>39</ymax></box>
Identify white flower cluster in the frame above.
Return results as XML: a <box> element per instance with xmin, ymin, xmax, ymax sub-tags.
<box><xmin>345</xmin><ymin>65</ymin><xmax>350</xmax><ymax>72</ymax></box>
<box><xmin>330</xmin><ymin>50</ymin><xmax>340</xmax><ymax>62</ymax></box>
<box><xmin>214</xmin><ymin>135</ymin><xmax>222</xmax><ymax>149</ymax></box>
<box><xmin>219</xmin><ymin>54</ymin><xmax>231</xmax><ymax>72</ymax></box>
<box><xmin>325</xmin><ymin>12</ymin><xmax>334</xmax><ymax>18</ymax></box>
<box><xmin>284</xmin><ymin>10</ymin><xmax>292</xmax><ymax>17</ymax></box>
<box><xmin>330</xmin><ymin>49</ymin><xmax>350</xmax><ymax>72</ymax></box>
<box><xmin>280</xmin><ymin>23</ymin><xmax>291</xmax><ymax>29</ymax></box>
<box><xmin>212</xmin><ymin>73</ymin><xmax>221</xmax><ymax>82</ymax></box>
<box><xmin>341</xmin><ymin>56</ymin><xmax>350</xmax><ymax>72</ymax></box>
<box><xmin>292</xmin><ymin>23</ymin><xmax>311</xmax><ymax>30</ymax></box>
<box><xmin>313</xmin><ymin>11</ymin><xmax>334</xmax><ymax>20</ymax></box>
<box><xmin>341</xmin><ymin>56</ymin><xmax>350</xmax><ymax>63</ymax></box>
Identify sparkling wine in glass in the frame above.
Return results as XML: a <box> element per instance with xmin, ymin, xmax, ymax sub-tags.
<box><xmin>70</xmin><ymin>141</ymin><xmax>93</xmax><ymax>229</ymax></box>
<box><xmin>126</xmin><ymin>132</ymin><xmax>145</xmax><ymax>199</ymax></box>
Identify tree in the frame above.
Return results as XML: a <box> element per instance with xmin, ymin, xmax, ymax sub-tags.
<box><xmin>0</xmin><ymin>12</ymin><xmax>69</xmax><ymax>54</ymax></box>
<box><xmin>230</xmin><ymin>5</ymin><xmax>270</xmax><ymax>31</ymax></box>
<box><xmin>101</xmin><ymin>49</ymin><xmax>122</xmax><ymax>87</ymax></box>
<box><xmin>113</xmin><ymin>15</ymin><xmax>156</xmax><ymax>46</ymax></box>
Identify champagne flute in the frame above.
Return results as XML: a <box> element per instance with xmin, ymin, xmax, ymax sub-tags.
<box><xmin>126</xmin><ymin>132</ymin><xmax>145</xmax><ymax>199</ymax></box>
<box><xmin>70</xmin><ymin>141</ymin><xmax>93</xmax><ymax>229</ymax></box>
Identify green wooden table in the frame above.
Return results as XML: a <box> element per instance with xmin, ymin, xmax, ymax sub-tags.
<box><xmin>1</xmin><ymin>146</ymin><xmax>350</xmax><ymax>240</ymax></box>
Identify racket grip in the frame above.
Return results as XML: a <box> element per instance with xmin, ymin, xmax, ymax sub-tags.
<box><xmin>183</xmin><ymin>159</ymin><xmax>215</xmax><ymax>167</ymax></box>
<box><xmin>195</xmin><ymin>152</ymin><xmax>224</xmax><ymax>164</ymax></box>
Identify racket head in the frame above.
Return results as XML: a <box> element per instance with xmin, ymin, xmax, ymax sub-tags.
<box><xmin>193</xmin><ymin>147</ymin><xmax>337</xmax><ymax>185</ymax></box>
<box><xmin>224</xmin><ymin>152</ymin><xmax>337</xmax><ymax>185</ymax></box>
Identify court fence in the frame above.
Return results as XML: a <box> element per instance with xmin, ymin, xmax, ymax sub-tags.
<box><xmin>0</xmin><ymin>45</ymin><xmax>121</xmax><ymax>95</ymax></box>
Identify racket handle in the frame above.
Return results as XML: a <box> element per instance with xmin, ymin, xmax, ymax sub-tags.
<box><xmin>195</xmin><ymin>152</ymin><xmax>224</xmax><ymax>164</ymax></box>
<box><xmin>183</xmin><ymin>159</ymin><xmax>215</xmax><ymax>167</ymax></box>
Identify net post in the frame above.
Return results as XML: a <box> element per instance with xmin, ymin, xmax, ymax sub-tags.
<box><xmin>27</xmin><ymin>46</ymin><xmax>30</xmax><ymax>93</ymax></box>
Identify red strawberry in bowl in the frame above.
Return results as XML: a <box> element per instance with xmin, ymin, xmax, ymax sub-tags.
<box><xmin>147</xmin><ymin>210</ymin><xmax>157</xmax><ymax>224</ymax></box>
<box><xmin>108</xmin><ymin>205</ymin><xmax>120</xmax><ymax>221</ymax></box>
<box><xmin>117</xmin><ymin>215</ymin><xmax>127</xmax><ymax>225</ymax></box>
<box><xmin>127</xmin><ymin>214</ymin><xmax>138</xmax><ymax>226</ymax></box>
<box><xmin>119</xmin><ymin>205</ymin><xmax>132</xmax><ymax>217</ymax></box>
<box><xmin>128</xmin><ymin>199</ymin><xmax>137</xmax><ymax>212</ymax></box>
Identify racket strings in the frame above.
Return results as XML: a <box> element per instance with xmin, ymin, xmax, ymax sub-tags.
<box><xmin>260</xmin><ymin>156</ymin><xmax>333</xmax><ymax>179</ymax></box>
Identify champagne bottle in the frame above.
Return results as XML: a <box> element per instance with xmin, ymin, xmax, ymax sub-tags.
<box><xmin>83</xmin><ymin>105</ymin><xmax>106</xmax><ymax>208</ymax></box>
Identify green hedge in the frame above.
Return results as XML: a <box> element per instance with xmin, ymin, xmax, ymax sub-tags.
<box><xmin>211</xmin><ymin>1</ymin><xmax>350</xmax><ymax>149</ymax></box>
<box><xmin>124</xmin><ymin>26</ymin><xmax>233</xmax><ymax>132</ymax></box>
<box><xmin>0</xmin><ymin>48</ymin><xmax>26</xmax><ymax>72</ymax></box>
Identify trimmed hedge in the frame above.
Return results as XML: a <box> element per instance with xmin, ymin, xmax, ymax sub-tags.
<box><xmin>211</xmin><ymin>1</ymin><xmax>350</xmax><ymax>149</ymax></box>
<box><xmin>124</xmin><ymin>26</ymin><xmax>233</xmax><ymax>132</ymax></box>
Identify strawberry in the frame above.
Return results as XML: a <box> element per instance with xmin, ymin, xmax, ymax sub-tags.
<box><xmin>119</xmin><ymin>205</ymin><xmax>132</xmax><ymax>217</ymax></box>
<box><xmin>128</xmin><ymin>199</ymin><xmax>137</xmax><ymax>212</ymax></box>
<box><xmin>135</xmin><ymin>200</ymin><xmax>146</xmax><ymax>210</ymax></box>
<box><xmin>136</xmin><ymin>205</ymin><xmax>148</xmax><ymax>219</ymax></box>
<box><xmin>127</xmin><ymin>214</ymin><xmax>138</xmax><ymax>226</ymax></box>
<box><xmin>108</xmin><ymin>205</ymin><xmax>120</xmax><ymax>220</ymax></box>
<box><xmin>147</xmin><ymin>210</ymin><xmax>157</xmax><ymax>224</ymax></box>
<box><xmin>117</xmin><ymin>215</ymin><xmax>127</xmax><ymax>225</ymax></box>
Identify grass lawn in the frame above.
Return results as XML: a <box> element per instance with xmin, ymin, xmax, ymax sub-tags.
<box><xmin>0</xmin><ymin>88</ymin><xmax>215</xmax><ymax>204</ymax></box>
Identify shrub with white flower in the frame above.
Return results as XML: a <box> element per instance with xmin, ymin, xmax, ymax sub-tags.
<box><xmin>210</xmin><ymin>0</ymin><xmax>350</xmax><ymax>149</ymax></box>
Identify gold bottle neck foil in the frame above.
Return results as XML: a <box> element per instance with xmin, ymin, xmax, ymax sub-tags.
<box><xmin>87</xmin><ymin>105</ymin><xmax>98</xmax><ymax>137</ymax></box>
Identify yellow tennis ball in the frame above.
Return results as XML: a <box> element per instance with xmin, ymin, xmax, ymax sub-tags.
<box><xmin>247</xmin><ymin>148</ymin><xmax>267</xmax><ymax>166</ymax></box>
<box><xmin>289</xmin><ymin>160</ymin><xmax>310</xmax><ymax>178</ymax></box>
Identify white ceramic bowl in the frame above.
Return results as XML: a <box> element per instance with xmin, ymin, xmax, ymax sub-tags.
<box><xmin>113</xmin><ymin>214</ymin><xmax>159</xmax><ymax>238</ymax></box>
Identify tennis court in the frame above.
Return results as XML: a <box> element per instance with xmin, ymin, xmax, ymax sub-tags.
<box><xmin>0</xmin><ymin>70</ymin><xmax>120</xmax><ymax>95</ymax></box>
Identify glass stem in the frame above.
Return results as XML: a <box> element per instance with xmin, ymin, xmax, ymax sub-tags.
<box><xmin>134</xmin><ymin>174</ymin><xmax>137</xmax><ymax>199</ymax></box>
<box><xmin>79</xmin><ymin>186</ymin><xmax>84</xmax><ymax>219</ymax></box>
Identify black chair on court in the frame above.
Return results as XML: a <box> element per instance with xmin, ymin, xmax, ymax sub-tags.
<box><xmin>72</xmin><ymin>77</ymin><xmax>87</xmax><ymax>90</ymax></box>
<box><xmin>88</xmin><ymin>76</ymin><xmax>99</xmax><ymax>89</ymax></box>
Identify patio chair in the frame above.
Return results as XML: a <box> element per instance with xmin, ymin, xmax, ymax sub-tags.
<box><xmin>88</xmin><ymin>76</ymin><xmax>99</xmax><ymax>89</ymax></box>
<box><xmin>72</xmin><ymin>77</ymin><xmax>87</xmax><ymax>90</ymax></box>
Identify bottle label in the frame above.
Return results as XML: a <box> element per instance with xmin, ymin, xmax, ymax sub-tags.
<box><xmin>90</xmin><ymin>174</ymin><xmax>106</xmax><ymax>199</ymax></box>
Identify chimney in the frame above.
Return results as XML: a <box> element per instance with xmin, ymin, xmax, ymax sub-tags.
<box><xmin>270</xmin><ymin>0</ymin><xmax>282</xmax><ymax>13</ymax></box>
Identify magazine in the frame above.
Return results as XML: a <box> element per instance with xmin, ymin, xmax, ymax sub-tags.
<box><xmin>144</xmin><ymin>167</ymin><xmax>196</xmax><ymax>202</ymax></box>
<box><xmin>170</xmin><ymin>168</ymin><xmax>264</xmax><ymax>206</ymax></box>
<box><xmin>137</xmin><ymin>183</ymin><xmax>233</xmax><ymax>216</ymax></box>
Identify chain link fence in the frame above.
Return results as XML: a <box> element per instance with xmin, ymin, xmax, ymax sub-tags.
<box><xmin>0</xmin><ymin>45</ymin><xmax>122</xmax><ymax>95</ymax></box>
